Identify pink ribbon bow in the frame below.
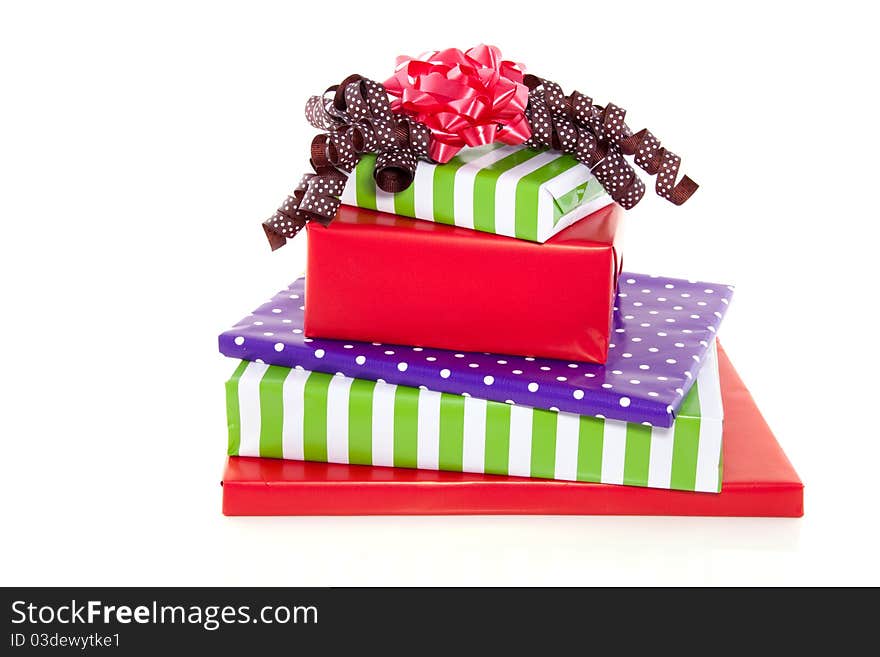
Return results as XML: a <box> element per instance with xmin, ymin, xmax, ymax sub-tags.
<box><xmin>384</xmin><ymin>45</ymin><xmax>532</xmax><ymax>163</ymax></box>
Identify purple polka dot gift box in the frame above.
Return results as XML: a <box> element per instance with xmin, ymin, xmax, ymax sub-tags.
<box><xmin>219</xmin><ymin>274</ymin><xmax>732</xmax><ymax>427</ymax></box>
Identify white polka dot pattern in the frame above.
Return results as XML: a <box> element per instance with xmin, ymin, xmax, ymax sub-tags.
<box><xmin>375</xmin><ymin>147</ymin><xmax>417</xmax><ymax>192</ymax></box>
<box><xmin>219</xmin><ymin>273</ymin><xmax>734</xmax><ymax>427</ymax></box>
<box><xmin>521</xmin><ymin>76</ymin><xmax>697</xmax><ymax>209</ymax></box>
<box><xmin>263</xmin><ymin>75</ymin><xmax>438</xmax><ymax>249</ymax></box>
<box><xmin>265</xmin><ymin>66</ymin><xmax>698</xmax><ymax>249</ymax></box>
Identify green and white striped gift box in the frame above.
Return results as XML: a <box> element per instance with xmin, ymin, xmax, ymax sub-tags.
<box><xmin>226</xmin><ymin>343</ymin><xmax>723</xmax><ymax>493</ymax></box>
<box><xmin>339</xmin><ymin>143</ymin><xmax>613</xmax><ymax>243</ymax></box>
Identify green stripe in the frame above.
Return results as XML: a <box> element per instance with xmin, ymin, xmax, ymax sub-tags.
<box><xmin>355</xmin><ymin>154</ymin><xmax>378</xmax><ymax>210</ymax></box>
<box><xmin>670</xmin><ymin>386</ymin><xmax>701</xmax><ymax>491</ymax></box>
<box><xmin>302</xmin><ymin>371</ymin><xmax>333</xmax><ymax>462</ymax></box>
<box><xmin>432</xmin><ymin>145</ymin><xmax>498</xmax><ymax>225</ymax></box>
<box><xmin>515</xmin><ymin>156</ymin><xmax>579</xmax><ymax>241</ymax></box>
<box><xmin>472</xmin><ymin>148</ymin><xmax>543</xmax><ymax>233</ymax></box>
<box><xmin>438</xmin><ymin>393</ymin><xmax>465</xmax><ymax>471</ymax></box>
<box><xmin>225</xmin><ymin>360</ymin><xmax>250</xmax><ymax>456</ymax></box>
<box><xmin>677</xmin><ymin>381</ymin><xmax>701</xmax><ymax>418</ymax></box>
<box><xmin>393</xmin><ymin>386</ymin><xmax>420</xmax><ymax>468</ymax></box>
<box><xmin>576</xmin><ymin>416</ymin><xmax>604</xmax><ymax>482</ymax></box>
<box><xmin>552</xmin><ymin>179</ymin><xmax>603</xmax><ymax>225</ymax></box>
<box><xmin>347</xmin><ymin>378</ymin><xmax>376</xmax><ymax>465</ymax></box>
<box><xmin>258</xmin><ymin>366</ymin><xmax>288</xmax><ymax>458</ymax></box>
<box><xmin>530</xmin><ymin>409</ymin><xmax>558</xmax><ymax>479</ymax></box>
<box><xmin>393</xmin><ymin>181</ymin><xmax>416</xmax><ymax>218</ymax></box>
<box><xmin>622</xmin><ymin>424</ymin><xmax>652</xmax><ymax>487</ymax></box>
<box><xmin>229</xmin><ymin>360</ymin><xmax>712</xmax><ymax>491</ymax></box>
<box><xmin>483</xmin><ymin>402</ymin><xmax>511</xmax><ymax>475</ymax></box>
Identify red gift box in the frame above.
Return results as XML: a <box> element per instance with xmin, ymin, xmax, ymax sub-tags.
<box><xmin>305</xmin><ymin>203</ymin><xmax>622</xmax><ymax>363</ymax></box>
<box><xmin>221</xmin><ymin>345</ymin><xmax>803</xmax><ymax>517</ymax></box>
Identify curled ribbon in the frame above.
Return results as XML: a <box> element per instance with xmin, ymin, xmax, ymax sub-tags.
<box><xmin>262</xmin><ymin>75</ymin><xmax>433</xmax><ymax>250</ymax></box>
<box><xmin>521</xmin><ymin>75</ymin><xmax>697</xmax><ymax>209</ymax></box>
<box><xmin>263</xmin><ymin>47</ymin><xmax>698</xmax><ymax>250</ymax></box>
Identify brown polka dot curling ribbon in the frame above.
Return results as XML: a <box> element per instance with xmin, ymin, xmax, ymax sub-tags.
<box><xmin>262</xmin><ymin>75</ymin><xmax>434</xmax><ymax>250</ymax></box>
<box><xmin>262</xmin><ymin>47</ymin><xmax>698</xmax><ymax>250</ymax></box>
<box><xmin>521</xmin><ymin>75</ymin><xmax>697</xmax><ymax>209</ymax></box>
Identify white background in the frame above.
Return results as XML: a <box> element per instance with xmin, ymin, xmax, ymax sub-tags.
<box><xmin>1</xmin><ymin>0</ymin><xmax>878</xmax><ymax>586</ymax></box>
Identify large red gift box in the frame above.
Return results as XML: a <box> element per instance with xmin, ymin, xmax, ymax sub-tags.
<box><xmin>222</xmin><ymin>345</ymin><xmax>803</xmax><ymax>517</ymax></box>
<box><xmin>305</xmin><ymin>203</ymin><xmax>622</xmax><ymax>363</ymax></box>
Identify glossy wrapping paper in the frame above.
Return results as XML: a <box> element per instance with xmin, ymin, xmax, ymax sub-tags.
<box><xmin>221</xmin><ymin>345</ymin><xmax>803</xmax><ymax>517</ymax></box>
<box><xmin>339</xmin><ymin>144</ymin><xmax>612</xmax><ymax>242</ymax></box>
<box><xmin>306</xmin><ymin>203</ymin><xmax>622</xmax><ymax>363</ymax></box>
<box><xmin>219</xmin><ymin>274</ymin><xmax>731</xmax><ymax>428</ymax></box>
<box><xmin>225</xmin><ymin>343</ymin><xmax>723</xmax><ymax>493</ymax></box>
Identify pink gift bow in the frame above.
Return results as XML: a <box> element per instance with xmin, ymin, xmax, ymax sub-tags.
<box><xmin>384</xmin><ymin>45</ymin><xmax>532</xmax><ymax>163</ymax></box>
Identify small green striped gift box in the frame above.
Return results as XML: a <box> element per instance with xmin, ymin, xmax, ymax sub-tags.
<box><xmin>339</xmin><ymin>143</ymin><xmax>612</xmax><ymax>243</ymax></box>
<box><xmin>225</xmin><ymin>344</ymin><xmax>724</xmax><ymax>493</ymax></box>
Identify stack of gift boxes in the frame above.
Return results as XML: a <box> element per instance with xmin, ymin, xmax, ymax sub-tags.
<box><xmin>218</xmin><ymin>50</ymin><xmax>802</xmax><ymax>516</ymax></box>
<box><xmin>218</xmin><ymin>144</ymin><xmax>800</xmax><ymax>515</ymax></box>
